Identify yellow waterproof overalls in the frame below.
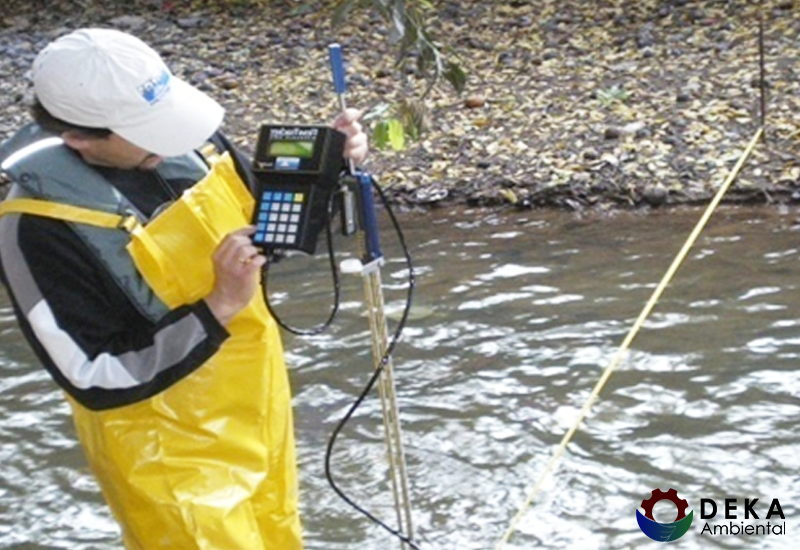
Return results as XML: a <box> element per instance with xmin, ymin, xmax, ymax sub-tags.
<box><xmin>1</xmin><ymin>150</ymin><xmax>302</xmax><ymax>550</ymax></box>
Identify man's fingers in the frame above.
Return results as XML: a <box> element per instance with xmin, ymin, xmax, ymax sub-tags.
<box><xmin>214</xmin><ymin>226</ymin><xmax>264</xmax><ymax>266</ymax></box>
<box><xmin>235</xmin><ymin>245</ymin><xmax>264</xmax><ymax>266</ymax></box>
<box><xmin>333</xmin><ymin>108</ymin><xmax>363</xmax><ymax>129</ymax></box>
<box><xmin>230</xmin><ymin>225</ymin><xmax>257</xmax><ymax>236</ymax></box>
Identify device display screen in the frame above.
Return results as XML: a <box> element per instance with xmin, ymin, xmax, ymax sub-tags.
<box><xmin>250</xmin><ymin>124</ymin><xmax>346</xmax><ymax>254</ymax></box>
<box><xmin>268</xmin><ymin>140</ymin><xmax>315</xmax><ymax>158</ymax></box>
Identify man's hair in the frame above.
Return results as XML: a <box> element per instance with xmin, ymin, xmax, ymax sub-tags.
<box><xmin>30</xmin><ymin>98</ymin><xmax>113</xmax><ymax>138</ymax></box>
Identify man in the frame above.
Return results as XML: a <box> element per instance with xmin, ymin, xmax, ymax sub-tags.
<box><xmin>0</xmin><ymin>28</ymin><xmax>367</xmax><ymax>549</ymax></box>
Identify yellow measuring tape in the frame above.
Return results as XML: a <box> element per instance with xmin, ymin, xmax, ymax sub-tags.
<box><xmin>495</xmin><ymin>126</ymin><xmax>764</xmax><ymax>548</ymax></box>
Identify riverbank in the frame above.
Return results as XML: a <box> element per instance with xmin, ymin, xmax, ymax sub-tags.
<box><xmin>1</xmin><ymin>0</ymin><xmax>799</xmax><ymax>211</ymax></box>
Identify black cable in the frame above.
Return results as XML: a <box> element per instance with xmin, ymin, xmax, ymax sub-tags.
<box><xmin>257</xmin><ymin>172</ymin><xmax>424</xmax><ymax>548</ymax></box>
<box><xmin>261</xmin><ymin>191</ymin><xmax>341</xmax><ymax>336</ymax></box>
<box><xmin>758</xmin><ymin>0</ymin><xmax>767</xmax><ymax>138</ymax></box>
<box><xmin>323</xmin><ymin>175</ymin><xmax>424</xmax><ymax>550</ymax></box>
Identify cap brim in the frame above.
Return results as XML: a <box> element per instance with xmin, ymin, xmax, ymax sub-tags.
<box><xmin>113</xmin><ymin>76</ymin><xmax>224</xmax><ymax>157</ymax></box>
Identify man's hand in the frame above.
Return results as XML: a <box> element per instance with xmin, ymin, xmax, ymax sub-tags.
<box><xmin>205</xmin><ymin>226</ymin><xmax>266</xmax><ymax>325</ymax></box>
<box><xmin>333</xmin><ymin>108</ymin><xmax>368</xmax><ymax>165</ymax></box>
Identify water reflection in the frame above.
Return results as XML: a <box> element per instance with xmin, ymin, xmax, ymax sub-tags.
<box><xmin>2</xmin><ymin>206</ymin><xmax>800</xmax><ymax>549</ymax></box>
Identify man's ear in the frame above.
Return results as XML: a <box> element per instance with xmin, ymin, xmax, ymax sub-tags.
<box><xmin>62</xmin><ymin>131</ymin><xmax>93</xmax><ymax>151</ymax></box>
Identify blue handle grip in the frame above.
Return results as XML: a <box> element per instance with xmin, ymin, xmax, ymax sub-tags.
<box><xmin>328</xmin><ymin>43</ymin><xmax>347</xmax><ymax>94</ymax></box>
<box><xmin>358</xmin><ymin>173</ymin><xmax>383</xmax><ymax>262</ymax></box>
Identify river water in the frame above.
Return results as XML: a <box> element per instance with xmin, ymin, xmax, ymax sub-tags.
<box><xmin>1</xmin><ymin>205</ymin><xmax>799</xmax><ymax>550</ymax></box>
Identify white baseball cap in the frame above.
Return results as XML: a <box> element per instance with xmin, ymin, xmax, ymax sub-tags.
<box><xmin>32</xmin><ymin>28</ymin><xmax>225</xmax><ymax>157</ymax></box>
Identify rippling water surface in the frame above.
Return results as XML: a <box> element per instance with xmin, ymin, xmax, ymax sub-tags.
<box><xmin>2</xmin><ymin>206</ymin><xmax>800</xmax><ymax>549</ymax></box>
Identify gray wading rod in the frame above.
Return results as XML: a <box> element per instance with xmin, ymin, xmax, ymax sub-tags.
<box><xmin>331</xmin><ymin>44</ymin><xmax>415</xmax><ymax>548</ymax></box>
<box><xmin>338</xmin><ymin>176</ymin><xmax>416</xmax><ymax>549</ymax></box>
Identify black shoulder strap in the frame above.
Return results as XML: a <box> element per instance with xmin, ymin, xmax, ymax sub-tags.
<box><xmin>207</xmin><ymin>132</ymin><xmax>258</xmax><ymax>195</ymax></box>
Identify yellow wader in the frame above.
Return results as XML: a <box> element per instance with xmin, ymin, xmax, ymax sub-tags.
<box><xmin>8</xmin><ymin>154</ymin><xmax>303</xmax><ymax>549</ymax></box>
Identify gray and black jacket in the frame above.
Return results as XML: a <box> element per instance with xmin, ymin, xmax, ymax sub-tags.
<box><xmin>0</xmin><ymin>124</ymin><xmax>255</xmax><ymax>410</ymax></box>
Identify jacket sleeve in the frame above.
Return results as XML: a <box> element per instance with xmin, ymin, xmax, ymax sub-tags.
<box><xmin>0</xmin><ymin>213</ymin><xmax>230</xmax><ymax>410</ymax></box>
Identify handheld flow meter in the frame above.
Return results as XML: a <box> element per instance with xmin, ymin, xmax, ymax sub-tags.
<box><xmin>250</xmin><ymin>124</ymin><xmax>346</xmax><ymax>254</ymax></box>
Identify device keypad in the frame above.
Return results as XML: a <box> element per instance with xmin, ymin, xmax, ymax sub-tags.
<box><xmin>254</xmin><ymin>191</ymin><xmax>304</xmax><ymax>245</ymax></box>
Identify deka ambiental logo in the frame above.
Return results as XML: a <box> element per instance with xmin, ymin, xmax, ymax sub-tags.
<box><xmin>636</xmin><ymin>488</ymin><xmax>693</xmax><ymax>542</ymax></box>
<box><xmin>636</xmin><ymin>488</ymin><xmax>787</xmax><ymax>542</ymax></box>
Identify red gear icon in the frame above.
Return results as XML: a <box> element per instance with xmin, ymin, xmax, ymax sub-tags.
<box><xmin>640</xmin><ymin>488</ymin><xmax>689</xmax><ymax>522</ymax></box>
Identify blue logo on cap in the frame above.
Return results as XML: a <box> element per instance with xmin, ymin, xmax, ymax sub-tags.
<box><xmin>138</xmin><ymin>69</ymin><xmax>171</xmax><ymax>105</ymax></box>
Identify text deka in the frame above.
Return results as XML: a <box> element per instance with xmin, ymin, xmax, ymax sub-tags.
<box><xmin>701</xmin><ymin>499</ymin><xmax>784</xmax><ymax>520</ymax></box>
<box><xmin>269</xmin><ymin>127</ymin><xmax>319</xmax><ymax>141</ymax></box>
